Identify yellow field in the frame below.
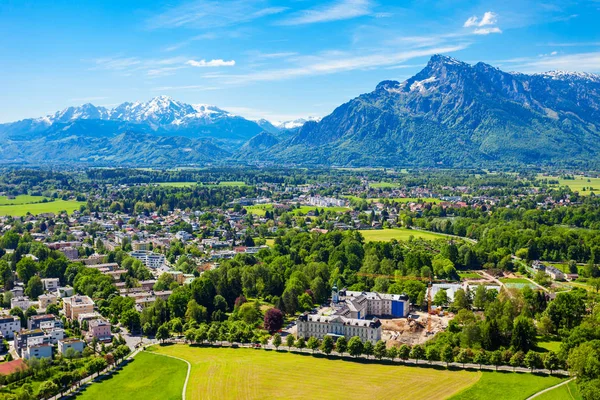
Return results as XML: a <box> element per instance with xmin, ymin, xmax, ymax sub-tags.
<box><xmin>151</xmin><ymin>345</ymin><xmax>480</xmax><ymax>400</ymax></box>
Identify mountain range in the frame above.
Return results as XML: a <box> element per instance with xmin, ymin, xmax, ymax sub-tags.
<box><xmin>2</xmin><ymin>55</ymin><xmax>600</xmax><ymax>167</ymax></box>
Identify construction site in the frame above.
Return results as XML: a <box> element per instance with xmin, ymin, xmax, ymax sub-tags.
<box><xmin>381</xmin><ymin>310</ymin><xmax>452</xmax><ymax>346</ymax></box>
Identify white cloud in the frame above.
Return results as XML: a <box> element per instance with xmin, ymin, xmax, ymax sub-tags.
<box><xmin>499</xmin><ymin>52</ymin><xmax>600</xmax><ymax>73</ymax></box>
<box><xmin>186</xmin><ymin>59</ymin><xmax>236</xmax><ymax>67</ymax></box>
<box><xmin>205</xmin><ymin>44</ymin><xmax>469</xmax><ymax>84</ymax></box>
<box><xmin>463</xmin><ymin>11</ymin><xmax>501</xmax><ymax>35</ymax></box>
<box><xmin>473</xmin><ymin>27</ymin><xmax>502</xmax><ymax>35</ymax></box>
<box><xmin>279</xmin><ymin>0</ymin><xmax>372</xmax><ymax>25</ymax></box>
<box><xmin>148</xmin><ymin>1</ymin><xmax>287</xmax><ymax>30</ymax></box>
<box><xmin>479</xmin><ymin>11</ymin><xmax>498</xmax><ymax>26</ymax></box>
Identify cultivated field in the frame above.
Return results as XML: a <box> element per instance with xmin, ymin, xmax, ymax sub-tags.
<box><xmin>244</xmin><ymin>204</ymin><xmax>274</xmax><ymax>216</ymax></box>
<box><xmin>541</xmin><ymin>175</ymin><xmax>600</xmax><ymax>195</ymax></box>
<box><xmin>73</xmin><ymin>352</ymin><xmax>186</xmax><ymax>400</ymax></box>
<box><xmin>151</xmin><ymin>345</ymin><xmax>480</xmax><ymax>400</ymax></box>
<box><xmin>0</xmin><ymin>199</ymin><xmax>84</xmax><ymax>216</ymax></box>
<box><xmin>359</xmin><ymin>228</ymin><xmax>449</xmax><ymax>242</ymax></box>
<box><xmin>293</xmin><ymin>205</ymin><xmax>350</xmax><ymax>215</ymax></box>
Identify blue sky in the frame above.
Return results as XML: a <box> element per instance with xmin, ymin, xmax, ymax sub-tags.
<box><xmin>1</xmin><ymin>0</ymin><xmax>599</xmax><ymax>123</ymax></box>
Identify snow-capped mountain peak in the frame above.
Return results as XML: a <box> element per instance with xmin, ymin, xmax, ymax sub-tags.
<box><xmin>274</xmin><ymin>116</ymin><xmax>322</xmax><ymax>130</ymax></box>
<box><xmin>533</xmin><ymin>70</ymin><xmax>600</xmax><ymax>82</ymax></box>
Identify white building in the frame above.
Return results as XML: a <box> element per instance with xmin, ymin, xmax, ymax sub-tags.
<box><xmin>335</xmin><ymin>290</ymin><xmax>410</xmax><ymax>319</ymax></box>
<box><xmin>58</xmin><ymin>338</ymin><xmax>85</xmax><ymax>355</ymax></box>
<box><xmin>0</xmin><ymin>315</ymin><xmax>21</xmax><ymax>339</ymax></box>
<box><xmin>23</xmin><ymin>344</ymin><xmax>53</xmax><ymax>360</ymax></box>
<box><xmin>42</xmin><ymin>278</ymin><xmax>60</xmax><ymax>292</ymax></box>
<box><xmin>129</xmin><ymin>250</ymin><xmax>166</xmax><ymax>269</ymax></box>
<box><xmin>10</xmin><ymin>296</ymin><xmax>30</xmax><ymax>310</ymax></box>
<box><xmin>297</xmin><ymin>314</ymin><xmax>382</xmax><ymax>344</ymax></box>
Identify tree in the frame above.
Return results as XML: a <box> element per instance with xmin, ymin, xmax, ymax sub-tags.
<box><xmin>363</xmin><ymin>341</ymin><xmax>374</xmax><ymax>359</ymax></box>
<box><xmin>410</xmin><ymin>345</ymin><xmax>425</xmax><ymax>364</ymax></box>
<box><xmin>490</xmin><ymin>350</ymin><xmax>502</xmax><ymax>371</ymax></box>
<box><xmin>348</xmin><ymin>336</ymin><xmax>364</xmax><ymax>357</ymax></box>
<box><xmin>510</xmin><ymin>351</ymin><xmax>525</xmax><ymax>371</ymax></box>
<box><xmin>441</xmin><ymin>345</ymin><xmax>454</xmax><ymax>367</ymax></box>
<box><xmin>207</xmin><ymin>325</ymin><xmax>219</xmax><ymax>343</ymax></box>
<box><xmin>237</xmin><ymin>301</ymin><xmax>261</xmax><ymax>325</ymax></box>
<box><xmin>156</xmin><ymin>323</ymin><xmax>171</xmax><ymax>343</ymax></box>
<box><xmin>399</xmin><ymin>344</ymin><xmax>411</xmax><ymax>362</ymax></box>
<box><xmin>307</xmin><ymin>336</ymin><xmax>319</xmax><ymax>353</ymax></box>
<box><xmin>451</xmin><ymin>289</ymin><xmax>471</xmax><ymax>311</ymax></box>
<box><xmin>387</xmin><ymin>346</ymin><xmax>398</xmax><ymax>361</ymax></box>
<box><xmin>321</xmin><ymin>336</ymin><xmax>334</xmax><ymax>355</ymax></box>
<box><xmin>335</xmin><ymin>337</ymin><xmax>347</xmax><ymax>355</ymax></box>
<box><xmin>185</xmin><ymin>299</ymin><xmax>207</xmax><ymax>324</ymax></box>
<box><xmin>524</xmin><ymin>351</ymin><xmax>543</xmax><ymax>372</ymax></box>
<box><xmin>16</xmin><ymin>258</ymin><xmax>37</xmax><ymax>285</ymax></box>
<box><xmin>295</xmin><ymin>337</ymin><xmax>306</xmax><ymax>351</ymax></box>
<box><xmin>511</xmin><ymin>316</ymin><xmax>537</xmax><ymax>352</ymax></box>
<box><xmin>38</xmin><ymin>380</ymin><xmax>59</xmax><ymax>400</ymax></box>
<box><xmin>88</xmin><ymin>357</ymin><xmax>108</xmax><ymax>377</ymax></box>
<box><xmin>473</xmin><ymin>285</ymin><xmax>488</xmax><ymax>310</ymax></box>
<box><xmin>473</xmin><ymin>350</ymin><xmax>488</xmax><ymax>370</ymax></box>
<box><xmin>456</xmin><ymin>348</ymin><xmax>471</xmax><ymax>368</ymax></box>
<box><xmin>286</xmin><ymin>334</ymin><xmax>295</xmax><ymax>349</ymax></box>
<box><xmin>426</xmin><ymin>346</ymin><xmax>439</xmax><ymax>364</ymax></box>
<box><xmin>272</xmin><ymin>333</ymin><xmax>282</xmax><ymax>349</ymax></box>
<box><xmin>373</xmin><ymin>340</ymin><xmax>387</xmax><ymax>360</ymax></box>
<box><xmin>263</xmin><ymin>308</ymin><xmax>284</xmax><ymax>334</ymax></box>
<box><xmin>543</xmin><ymin>351</ymin><xmax>559</xmax><ymax>375</ymax></box>
<box><xmin>120</xmin><ymin>309</ymin><xmax>141</xmax><ymax>333</ymax></box>
<box><xmin>433</xmin><ymin>289</ymin><xmax>448</xmax><ymax>307</ymax></box>
<box><xmin>25</xmin><ymin>276</ymin><xmax>43</xmax><ymax>300</ymax></box>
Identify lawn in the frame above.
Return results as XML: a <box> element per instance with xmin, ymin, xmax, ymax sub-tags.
<box><xmin>244</xmin><ymin>204</ymin><xmax>274</xmax><ymax>216</ymax></box>
<box><xmin>293</xmin><ymin>205</ymin><xmax>349</xmax><ymax>215</ymax></box>
<box><xmin>151</xmin><ymin>345</ymin><xmax>480</xmax><ymax>400</ymax></box>
<box><xmin>156</xmin><ymin>182</ymin><xmax>199</xmax><ymax>187</ymax></box>
<box><xmin>536</xmin><ymin>338</ymin><xmax>562</xmax><ymax>353</ymax></box>
<box><xmin>458</xmin><ymin>272</ymin><xmax>483</xmax><ymax>280</ymax></box>
<box><xmin>72</xmin><ymin>351</ymin><xmax>186</xmax><ymax>400</ymax></box>
<box><xmin>0</xmin><ymin>199</ymin><xmax>84</xmax><ymax>216</ymax></box>
<box><xmin>0</xmin><ymin>195</ymin><xmax>51</xmax><ymax>205</ymax></box>
<box><xmin>359</xmin><ymin>228</ymin><xmax>450</xmax><ymax>242</ymax></box>
<box><xmin>499</xmin><ymin>278</ymin><xmax>538</xmax><ymax>289</ymax></box>
<box><xmin>449</xmin><ymin>371</ymin><xmax>565</xmax><ymax>400</ymax></box>
<box><xmin>535</xmin><ymin>379</ymin><xmax>582</xmax><ymax>400</ymax></box>
<box><xmin>368</xmin><ymin>182</ymin><xmax>401</xmax><ymax>188</ymax></box>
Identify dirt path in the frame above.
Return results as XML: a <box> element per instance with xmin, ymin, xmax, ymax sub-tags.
<box><xmin>526</xmin><ymin>377</ymin><xmax>576</xmax><ymax>399</ymax></box>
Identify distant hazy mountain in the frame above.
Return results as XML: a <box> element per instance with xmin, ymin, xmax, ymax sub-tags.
<box><xmin>255</xmin><ymin>55</ymin><xmax>600</xmax><ymax>167</ymax></box>
<box><xmin>0</xmin><ymin>96</ymin><xmax>262</xmax><ymax>165</ymax></box>
<box><xmin>274</xmin><ymin>117</ymin><xmax>321</xmax><ymax>130</ymax></box>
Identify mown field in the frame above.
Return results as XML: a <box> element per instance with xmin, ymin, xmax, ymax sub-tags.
<box><xmin>293</xmin><ymin>205</ymin><xmax>349</xmax><ymax>215</ymax></box>
<box><xmin>359</xmin><ymin>228</ymin><xmax>450</xmax><ymax>242</ymax></box>
<box><xmin>152</xmin><ymin>345</ymin><xmax>480</xmax><ymax>400</ymax></box>
<box><xmin>72</xmin><ymin>351</ymin><xmax>186</xmax><ymax>400</ymax></box>
<box><xmin>157</xmin><ymin>181</ymin><xmax>249</xmax><ymax>188</ymax></box>
<box><xmin>244</xmin><ymin>204</ymin><xmax>274</xmax><ymax>216</ymax></box>
<box><xmin>541</xmin><ymin>175</ymin><xmax>600</xmax><ymax>195</ymax></box>
<box><xmin>535</xmin><ymin>379</ymin><xmax>581</xmax><ymax>400</ymax></box>
<box><xmin>82</xmin><ymin>346</ymin><xmax>565</xmax><ymax>400</ymax></box>
<box><xmin>0</xmin><ymin>199</ymin><xmax>84</xmax><ymax>216</ymax></box>
<box><xmin>346</xmin><ymin>196</ymin><xmax>439</xmax><ymax>203</ymax></box>
<box><xmin>449</xmin><ymin>371</ymin><xmax>565</xmax><ymax>400</ymax></box>
<box><xmin>0</xmin><ymin>195</ymin><xmax>51</xmax><ymax>205</ymax></box>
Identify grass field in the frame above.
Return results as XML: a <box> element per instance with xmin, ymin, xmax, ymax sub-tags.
<box><xmin>499</xmin><ymin>278</ymin><xmax>538</xmax><ymax>289</ymax></box>
<box><xmin>541</xmin><ymin>175</ymin><xmax>600</xmax><ymax>195</ymax></box>
<box><xmin>293</xmin><ymin>206</ymin><xmax>349</xmax><ymax>215</ymax></box>
<box><xmin>449</xmin><ymin>371</ymin><xmax>565</xmax><ymax>400</ymax></box>
<box><xmin>150</xmin><ymin>345</ymin><xmax>480</xmax><ymax>400</ymax></box>
<box><xmin>536</xmin><ymin>338</ymin><xmax>562</xmax><ymax>353</ymax></box>
<box><xmin>368</xmin><ymin>182</ymin><xmax>401</xmax><ymax>188</ymax></box>
<box><xmin>459</xmin><ymin>272</ymin><xmax>483</xmax><ymax>280</ymax></box>
<box><xmin>535</xmin><ymin>379</ymin><xmax>582</xmax><ymax>400</ymax></box>
<box><xmin>359</xmin><ymin>228</ymin><xmax>450</xmax><ymax>242</ymax></box>
<box><xmin>0</xmin><ymin>195</ymin><xmax>51</xmax><ymax>205</ymax></box>
<box><xmin>0</xmin><ymin>199</ymin><xmax>84</xmax><ymax>216</ymax></box>
<box><xmin>156</xmin><ymin>182</ymin><xmax>199</xmax><ymax>187</ymax></box>
<box><xmin>73</xmin><ymin>352</ymin><xmax>186</xmax><ymax>400</ymax></box>
<box><xmin>244</xmin><ymin>204</ymin><xmax>274</xmax><ymax>216</ymax></box>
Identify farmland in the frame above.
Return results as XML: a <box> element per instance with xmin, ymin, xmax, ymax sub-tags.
<box><xmin>73</xmin><ymin>352</ymin><xmax>186</xmax><ymax>400</ymax></box>
<box><xmin>541</xmin><ymin>175</ymin><xmax>600</xmax><ymax>195</ymax></box>
<box><xmin>157</xmin><ymin>181</ymin><xmax>248</xmax><ymax>188</ymax></box>
<box><xmin>244</xmin><ymin>204</ymin><xmax>274</xmax><ymax>216</ymax></box>
<box><xmin>359</xmin><ymin>228</ymin><xmax>450</xmax><ymax>242</ymax></box>
<box><xmin>79</xmin><ymin>346</ymin><xmax>566</xmax><ymax>400</ymax></box>
<box><xmin>151</xmin><ymin>345</ymin><xmax>480</xmax><ymax>400</ymax></box>
<box><xmin>0</xmin><ymin>195</ymin><xmax>51</xmax><ymax>205</ymax></box>
<box><xmin>0</xmin><ymin>199</ymin><xmax>85</xmax><ymax>216</ymax></box>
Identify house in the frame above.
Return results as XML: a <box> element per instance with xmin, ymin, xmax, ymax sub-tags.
<box><xmin>58</xmin><ymin>338</ymin><xmax>85</xmax><ymax>355</ymax></box>
<box><xmin>545</xmin><ymin>266</ymin><xmax>565</xmax><ymax>280</ymax></box>
<box><xmin>129</xmin><ymin>250</ymin><xmax>166</xmax><ymax>269</ymax></box>
<box><xmin>86</xmin><ymin>319</ymin><xmax>112</xmax><ymax>342</ymax></box>
<box><xmin>41</xmin><ymin>278</ymin><xmax>60</xmax><ymax>292</ymax></box>
<box><xmin>0</xmin><ymin>315</ymin><xmax>21</xmax><ymax>339</ymax></box>
<box><xmin>27</xmin><ymin>314</ymin><xmax>62</xmax><ymax>330</ymax></box>
<box><xmin>38</xmin><ymin>293</ymin><xmax>58</xmax><ymax>309</ymax></box>
<box><xmin>334</xmin><ymin>289</ymin><xmax>410</xmax><ymax>319</ymax></box>
<box><xmin>63</xmin><ymin>295</ymin><xmax>95</xmax><ymax>320</ymax></box>
<box><xmin>56</xmin><ymin>286</ymin><xmax>74</xmax><ymax>298</ymax></box>
<box><xmin>10</xmin><ymin>296</ymin><xmax>30</xmax><ymax>310</ymax></box>
<box><xmin>23</xmin><ymin>344</ymin><xmax>53</xmax><ymax>360</ymax></box>
<box><xmin>60</xmin><ymin>247</ymin><xmax>79</xmax><ymax>260</ymax></box>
